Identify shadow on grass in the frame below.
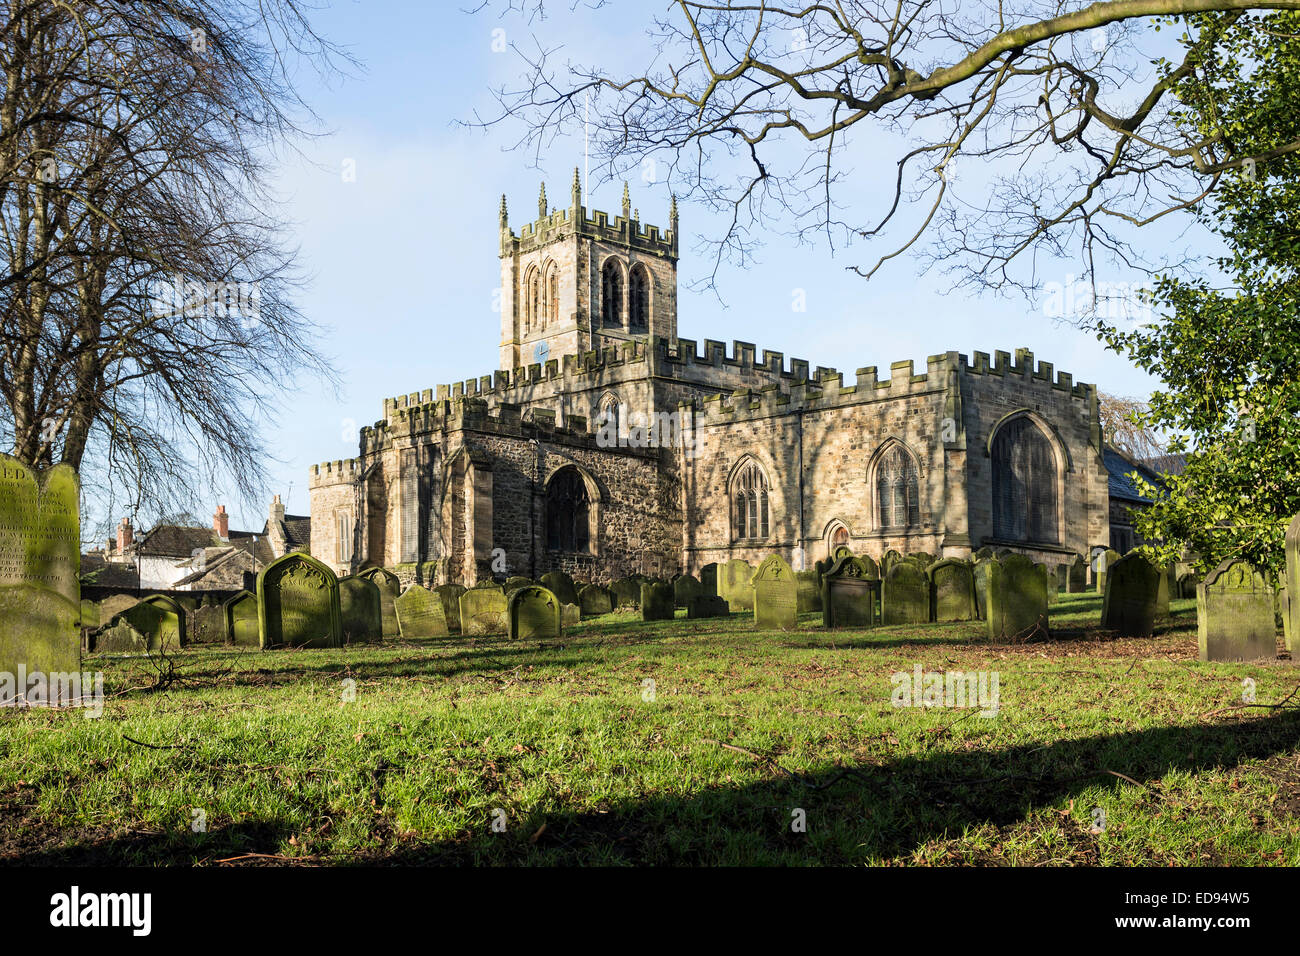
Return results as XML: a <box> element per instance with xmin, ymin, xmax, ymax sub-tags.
<box><xmin>6</xmin><ymin>818</ymin><xmax>299</xmax><ymax>867</ymax></box>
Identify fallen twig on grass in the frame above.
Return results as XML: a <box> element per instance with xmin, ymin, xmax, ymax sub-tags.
<box><xmin>1200</xmin><ymin>683</ymin><xmax>1300</xmax><ymax>719</ymax></box>
<box><xmin>121</xmin><ymin>735</ymin><xmax>186</xmax><ymax>750</ymax></box>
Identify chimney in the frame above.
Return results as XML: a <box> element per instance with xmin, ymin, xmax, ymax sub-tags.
<box><xmin>271</xmin><ymin>494</ymin><xmax>285</xmax><ymax>523</ymax></box>
<box><xmin>268</xmin><ymin>495</ymin><xmax>287</xmax><ymax>557</ymax></box>
<box><xmin>106</xmin><ymin>538</ymin><xmax>115</xmax><ymax>556</ymax></box>
<box><xmin>116</xmin><ymin>517</ymin><xmax>133</xmax><ymax>553</ymax></box>
<box><xmin>213</xmin><ymin>504</ymin><xmax>229</xmax><ymax>540</ymax></box>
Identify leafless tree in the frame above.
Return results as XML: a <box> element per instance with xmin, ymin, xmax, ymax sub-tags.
<box><xmin>1100</xmin><ymin>391</ymin><xmax>1166</xmax><ymax>459</ymax></box>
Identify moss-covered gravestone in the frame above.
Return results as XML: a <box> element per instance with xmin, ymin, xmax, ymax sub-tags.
<box><xmin>929</xmin><ymin>559</ymin><xmax>976</xmax><ymax>622</ymax></box>
<box><xmin>688</xmin><ymin>595</ymin><xmax>729</xmax><ymax>619</ymax></box>
<box><xmin>640</xmin><ymin>581</ymin><xmax>675</xmax><ymax>621</ymax></box>
<box><xmin>223</xmin><ymin>590</ymin><xmax>259</xmax><ymax>647</ymax></box>
<box><xmin>882</xmin><ymin>560</ymin><xmax>929</xmax><ymax>626</ymax></box>
<box><xmin>1100</xmin><ymin>552</ymin><xmax>1160</xmax><ymax>638</ymax></box>
<box><xmin>504</xmin><ymin>576</ymin><xmax>534</xmax><ymax>595</ymax></box>
<box><xmin>358</xmin><ymin>567</ymin><xmax>401</xmax><ymax>637</ymax></box>
<box><xmin>339</xmin><ymin>575</ymin><xmax>383</xmax><ymax>641</ymax></box>
<box><xmin>821</xmin><ymin>555</ymin><xmax>876</xmax><ymax>628</ymax></box>
<box><xmin>459</xmin><ymin>584</ymin><xmax>507</xmax><ymax>636</ymax></box>
<box><xmin>508</xmin><ymin>585</ymin><xmax>560</xmax><ymax>639</ymax></box>
<box><xmin>1095</xmin><ymin>549</ymin><xmax>1120</xmax><ymax>593</ymax></box>
<box><xmin>718</xmin><ymin>559</ymin><xmax>754</xmax><ymax>612</ymax></box>
<box><xmin>578</xmin><ymin>583</ymin><xmax>614</xmax><ymax>617</ymax></box>
<box><xmin>0</xmin><ymin>456</ymin><xmax>80</xmax><ymax>697</ymax></box>
<box><xmin>987</xmin><ymin>554</ymin><xmax>1049</xmax><ymax>640</ymax></box>
<box><xmin>393</xmin><ymin>584</ymin><xmax>448</xmax><ymax>638</ymax></box>
<box><xmin>1155</xmin><ymin>564</ymin><xmax>1173</xmax><ymax>619</ymax></box>
<box><xmin>699</xmin><ymin>563</ymin><xmax>718</xmax><ymax>597</ymax></box>
<box><xmin>881</xmin><ymin>549</ymin><xmax>903</xmax><ymax>577</ymax></box>
<box><xmin>539</xmin><ymin>571</ymin><xmax>579</xmax><ymax>607</ymax></box>
<box><xmin>751</xmin><ymin>555</ymin><xmax>797</xmax><ymax>630</ymax></box>
<box><xmin>257</xmin><ymin>552</ymin><xmax>342</xmax><ymax>649</ymax></box>
<box><xmin>612</xmin><ymin>577</ymin><xmax>641</xmax><ymax>608</ymax></box>
<box><xmin>672</xmin><ymin>574</ymin><xmax>703</xmax><ymax>608</ymax></box>
<box><xmin>1197</xmin><ymin>559</ymin><xmax>1276</xmax><ymax>662</ymax></box>
<box><xmin>972</xmin><ymin>557</ymin><xmax>995</xmax><ymax>620</ymax></box>
<box><xmin>433</xmin><ymin>584</ymin><xmax>466</xmax><ymax>633</ymax></box>
<box><xmin>795</xmin><ymin>570</ymin><xmax>822</xmax><ymax>613</ymax></box>
<box><xmin>1065</xmin><ymin>554</ymin><xmax>1087</xmax><ymax>593</ymax></box>
<box><xmin>910</xmin><ymin>551</ymin><xmax>934</xmax><ymax>568</ymax></box>
<box><xmin>127</xmin><ymin>595</ymin><xmax>186</xmax><ymax>650</ymax></box>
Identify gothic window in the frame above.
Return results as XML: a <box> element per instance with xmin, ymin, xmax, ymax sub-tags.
<box><xmin>547</xmin><ymin>264</ymin><xmax>559</xmax><ymax>326</ymax></box>
<box><xmin>992</xmin><ymin>416</ymin><xmax>1060</xmax><ymax>543</ymax></box>
<box><xmin>523</xmin><ymin>266</ymin><xmax>540</xmax><ymax>331</ymax></box>
<box><xmin>546</xmin><ymin>467</ymin><xmax>591</xmax><ymax>553</ymax></box>
<box><xmin>336</xmin><ymin>511</ymin><xmax>353</xmax><ymax>564</ymax></box>
<box><xmin>732</xmin><ymin>459</ymin><xmax>770</xmax><ymax>540</ymax></box>
<box><xmin>601</xmin><ymin>259</ymin><xmax>623</xmax><ymax>329</ymax></box>
<box><xmin>596</xmin><ymin>394</ymin><xmax>621</xmax><ymax>441</ymax></box>
<box><xmin>876</xmin><ymin>445</ymin><xmax>920</xmax><ymax>530</ymax></box>
<box><xmin>832</xmin><ymin>526</ymin><xmax>849</xmax><ymax>549</ymax></box>
<box><xmin>629</xmin><ymin>264</ymin><xmax>649</xmax><ymax>330</ymax></box>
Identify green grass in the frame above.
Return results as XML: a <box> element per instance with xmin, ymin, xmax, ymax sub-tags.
<box><xmin>3</xmin><ymin>592</ymin><xmax>1300</xmax><ymax>865</ymax></box>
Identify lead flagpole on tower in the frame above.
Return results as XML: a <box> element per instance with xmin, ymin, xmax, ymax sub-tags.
<box><xmin>584</xmin><ymin>89</ymin><xmax>589</xmax><ymax>201</ymax></box>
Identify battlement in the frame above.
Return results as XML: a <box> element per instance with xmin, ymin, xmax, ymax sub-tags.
<box><xmin>652</xmin><ymin>336</ymin><xmax>812</xmax><ymax>382</ymax></box>
<box><xmin>309</xmin><ymin>456</ymin><xmax>365</xmax><ymax>488</ymax></box>
<box><xmin>500</xmin><ymin>173</ymin><xmax>678</xmax><ymax>260</ymax></box>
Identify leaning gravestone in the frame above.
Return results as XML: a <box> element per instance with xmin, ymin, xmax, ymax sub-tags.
<box><xmin>751</xmin><ymin>555</ymin><xmax>797</xmax><ymax>630</ymax></box>
<box><xmin>433</xmin><ymin>584</ymin><xmax>466</xmax><ymax>633</ymax></box>
<box><xmin>718</xmin><ymin>559</ymin><xmax>755</xmax><ymax>612</ymax></box>
<box><xmin>612</xmin><ymin>577</ymin><xmax>641</xmax><ymax>608</ymax></box>
<box><xmin>699</xmin><ymin>563</ymin><xmax>719</xmax><ymax>597</ymax></box>
<box><xmin>339</xmin><ymin>576</ymin><xmax>383</xmax><ymax>642</ymax></box>
<box><xmin>929</xmin><ymin>559</ymin><xmax>977</xmax><ymax>622</ymax></box>
<box><xmin>795</xmin><ymin>570</ymin><xmax>822</xmax><ymax>613</ymax></box>
<box><xmin>578</xmin><ymin>583</ymin><xmax>614</xmax><ymax>617</ymax></box>
<box><xmin>688</xmin><ymin>595</ymin><xmax>730</xmax><ymax>619</ymax></box>
<box><xmin>641</xmin><ymin>581</ymin><xmax>675</xmax><ymax>621</ymax></box>
<box><xmin>882</xmin><ymin>561</ymin><xmax>929</xmax><ymax>626</ymax></box>
<box><xmin>1100</xmin><ymin>552</ymin><xmax>1160</xmax><ymax>638</ymax></box>
<box><xmin>539</xmin><ymin>571</ymin><xmax>579</xmax><ymax>607</ymax></box>
<box><xmin>224</xmin><ymin>590</ymin><xmax>259</xmax><ymax>647</ymax></box>
<box><xmin>257</xmin><ymin>552</ymin><xmax>342</xmax><ymax>649</ymax></box>
<box><xmin>459</xmin><ymin>584</ymin><xmax>508</xmax><ymax>636</ymax></box>
<box><xmin>359</xmin><ymin>567</ymin><xmax>401</xmax><ymax>637</ymax></box>
<box><xmin>0</xmin><ymin>456</ymin><xmax>80</xmax><ymax>702</ymax></box>
<box><xmin>987</xmin><ymin>554</ymin><xmax>1049</xmax><ymax>640</ymax></box>
<box><xmin>1066</xmin><ymin>554</ymin><xmax>1088</xmax><ymax>593</ymax></box>
<box><xmin>507</xmin><ymin>585</ymin><xmax>561</xmax><ymax>639</ymax></box>
<box><xmin>821</xmin><ymin>555</ymin><xmax>876</xmax><ymax>628</ymax></box>
<box><xmin>1197</xmin><ymin>559</ymin><xmax>1276</xmax><ymax>662</ymax></box>
<box><xmin>673</xmin><ymin>574</ymin><xmax>704</xmax><ymax>608</ymax></box>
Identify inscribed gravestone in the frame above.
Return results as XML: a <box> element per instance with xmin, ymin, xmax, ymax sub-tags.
<box><xmin>612</xmin><ymin>577</ymin><xmax>641</xmax><ymax>608</ymax></box>
<box><xmin>433</xmin><ymin>584</ymin><xmax>466</xmax><ymax>633</ymax></box>
<box><xmin>929</xmin><ymin>559</ymin><xmax>977</xmax><ymax>622</ymax></box>
<box><xmin>257</xmin><ymin>553</ymin><xmax>342</xmax><ymax>649</ymax></box>
<box><xmin>339</xmin><ymin>575</ymin><xmax>383</xmax><ymax>642</ymax></box>
<box><xmin>578</xmin><ymin>584</ymin><xmax>614</xmax><ymax>617</ymax></box>
<box><xmin>0</xmin><ymin>456</ymin><xmax>80</xmax><ymax>699</ymax></box>
<box><xmin>1197</xmin><ymin>559</ymin><xmax>1277</xmax><ymax>662</ymax></box>
<box><xmin>224</xmin><ymin>590</ymin><xmax>259</xmax><ymax>647</ymax></box>
<box><xmin>641</xmin><ymin>581</ymin><xmax>675</xmax><ymax>621</ymax></box>
<box><xmin>718</xmin><ymin>559</ymin><xmax>754</xmax><ymax>612</ymax></box>
<box><xmin>881</xmin><ymin>550</ymin><xmax>903</xmax><ymax>576</ymax></box>
<box><xmin>539</xmin><ymin>571</ymin><xmax>579</xmax><ymax>607</ymax></box>
<box><xmin>358</xmin><ymin>567</ymin><xmax>401</xmax><ymax>637</ymax></box>
<box><xmin>751</xmin><ymin>555</ymin><xmax>797</xmax><ymax>630</ymax></box>
<box><xmin>821</xmin><ymin>555</ymin><xmax>876</xmax><ymax>628</ymax></box>
<box><xmin>561</xmin><ymin>603</ymin><xmax>580</xmax><ymax>627</ymax></box>
<box><xmin>508</xmin><ymin>586</ymin><xmax>561</xmax><ymax>639</ymax></box>
<box><xmin>459</xmin><ymin>585</ymin><xmax>507</xmax><ymax>636</ymax></box>
<box><xmin>191</xmin><ymin>604</ymin><xmax>226</xmax><ymax>643</ymax></box>
<box><xmin>882</xmin><ymin>561</ymin><xmax>929</xmax><ymax>626</ymax></box>
<box><xmin>1100</xmin><ymin>553</ymin><xmax>1160</xmax><ymax>638</ymax></box>
<box><xmin>673</xmin><ymin>574</ymin><xmax>703</xmax><ymax>608</ymax></box>
<box><xmin>795</xmin><ymin>570</ymin><xmax>822</xmax><ymax>613</ymax></box>
<box><xmin>699</xmin><ymin>563</ymin><xmax>718</xmax><ymax>597</ymax></box>
<box><xmin>987</xmin><ymin>554</ymin><xmax>1049</xmax><ymax>640</ymax></box>
<box><xmin>688</xmin><ymin>595</ymin><xmax>730</xmax><ymax>619</ymax></box>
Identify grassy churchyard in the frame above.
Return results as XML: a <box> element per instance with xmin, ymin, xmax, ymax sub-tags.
<box><xmin>3</xmin><ymin>592</ymin><xmax>1298</xmax><ymax>866</ymax></box>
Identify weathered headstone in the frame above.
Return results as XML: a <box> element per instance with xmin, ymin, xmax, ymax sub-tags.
<box><xmin>821</xmin><ymin>555</ymin><xmax>877</xmax><ymax>628</ymax></box>
<box><xmin>699</xmin><ymin>563</ymin><xmax>719</xmax><ymax>596</ymax></box>
<box><xmin>881</xmin><ymin>549</ymin><xmax>903</xmax><ymax>576</ymax></box>
<box><xmin>1287</xmin><ymin>513</ymin><xmax>1300</xmax><ymax>652</ymax></box>
<box><xmin>578</xmin><ymin>583</ymin><xmax>614</xmax><ymax>617</ymax></box>
<box><xmin>358</xmin><ymin>567</ymin><xmax>401</xmax><ymax>637</ymax></box>
<box><xmin>1197</xmin><ymin>559</ymin><xmax>1277</xmax><ymax>662</ymax></box>
<box><xmin>910</xmin><ymin>551</ymin><xmax>934</xmax><ymax>568</ymax></box>
<box><xmin>1155</xmin><ymin>564</ymin><xmax>1172</xmax><ymax>619</ymax></box>
<box><xmin>795</xmin><ymin>570</ymin><xmax>822</xmax><ymax>613</ymax></box>
<box><xmin>1100</xmin><ymin>552</ymin><xmax>1160</xmax><ymax>638</ymax></box>
<box><xmin>508</xmin><ymin>585</ymin><xmax>561</xmax><ymax>639</ymax></box>
<box><xmin>612</xmin><ymin>577</ymin><xmax>641</xmax><ymax>608</ymax></box>
<box><xmin>882</xmin><ymin>561</ymin><xmax>929</xmax><ymax>626</ymax></box>
<box><xmin>539</xmin><ymin>571</ymin><xmax>579</xmax><ymax>607</ymax></box>
<box><xmin>832</xmin><ymin>545</ymin><xmax>854</xmax><ymax>561</ymax></box>
<box><xmin>339</xmin><ymin>576</ymin><xmax>383</xmax><ymax>642</ymax></box>
<box><xmin>224</xmin><ymin>590</ymin><xmax>259</xmax><ymax>647</ymax></box>
<box><xmin>433</xmin><ymin>584</ymin><xmax>466</xmax><ymax>633</ymax></box>
<box><xmin>561</xmin><ymin>603</ymin><xmax>580</xmax><ymax>627</ymax></box>
<box><xmin>257</xmin><ymin>552</ymin><xmax>342</xmax><ymax>649</ymax></box>
<box><xmin>504</xmin><ymin>576</ymin><xmax>534</xmax><ymax>595</ymax></box>
<box><xmin>640</xmin><ymin>581</ymin><xmax>675</xmax><ymax>621</ymax></box>
<box><xmin>751</xmin><ymin>554</ymin><xmax>797</xmax><ymax>630</ymax></box>
<box><xmin>129</xmin><ymin>595</ymin><xmax>187</xmax><ymax>650</ymax></box>
<box><xmin>672</xmin><ymin>574</ymin><xmax>704</xmax><ymax>608</ymax></box>
<box><xmin>718</xmin><ymin>559</ymin><xmax>755</xmax><ymax>611</ymax></box>
<box><xmin>191</xmin><ymin>604</ymin><xmax>226</xmax><ymax>643</ymax></box>
<box><xmin>1066</xmin><ymin>554</ymin><xmax>1088</xmax><ymax>593</ymax></box>
<box><xmin>687</xmin><ymin>595</ymin><xmax>730</xmax><ymax>619</ymax></box>
<box><xmin>1095</xmin><ymin>549</ymin><xmax>1120</xmax><ymax>593</ymax></box>
<box><xmin>987</xmin><ymin>554</ymin><xmax>1049</xmax><ymax>640</ymax></box>
<box><xmin>929</xmin><ymin>559</ymin><xmax>977</xmax><ymax>622</ymax></box>
<box><xmin>0</xmin><ymin>456</ymin><xmax>80</xmax><ymax>700</ymax></box>
<box><xmin>459</xmin><ymin>584</ymin><xmax>508</xmax><ymax>636</ymax></box>
<box><xmin>1036</xmin><ymin>563</ymin><xmax>1058</xmax><ymax>605</ymax></box>
<box><xmin>972</xmin><ymin>557</ymin><xmax>994</xmax><ymax>620</ymax></box>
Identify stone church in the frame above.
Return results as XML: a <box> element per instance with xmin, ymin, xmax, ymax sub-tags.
<box><xmin>309</xmin><ymin>173</ymin><xmax>1111</xmax><ymax>585</ymax></box>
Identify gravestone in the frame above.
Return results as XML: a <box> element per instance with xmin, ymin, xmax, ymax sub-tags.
<box><xmin>358</xmin><ymin>567</ymin><xmax>401</xmax><ymax>637</ymax></box>
<box><xmin>126</xmin><ymin>595</ymin><xmax>186</xmax><ymax>650</ymax></box>
<box><xmin>882</xmin><ymin>561</ymin><xmax>929</xmax><ymax>625</ymax></box>
<box><xmin>929</xmin><ymin>559</ymin><xmax>977</xmax><ymax>622</ymax></box>
<box><xmin>257</xmin><ymin>552</ymin><xmax>342</xmax><ymax>649</ymax></box>
<box><xmin>561</xmin><ymin>603</ymin><xmax>580</xmax><ymax>627</ymax></box>
<box><xmin>1066</xmin><ymin>554</ymin><xmax>1088</xmax><ymax>593</ymax></box>
<box><xmin>987</xmin><ymin>554</ymin><xmax>1049</xmax><ymax>640</ymax></box>
<box><xmin>578</xmin><ymin>583</ymin><xmax>614</xmax><ymax>617</ymax></box>
<box><xmin>459</xmin><ymin>584</ymin><xmax>508</xmax><ymax>636</ymax></box>
<box><xmin>0</xmin><ymin>456</ymin><xmax>80</xmax><ymax>700</ymax></box>
<box><xmin>80</xmin><ymin>599</ymin><xmax>100</xmax><ymax>631</ymax></box>
<box><xmin>972</xmin><ymin>558</ymin><xmax>995</xmax><ymax>620</ymax></box>
<box><xmin>832</xmin><ymin>545</ymin><xmax>854</xmax><ymax>561</ymax></box>
<box><xmin>881</xmin><ymin>550</ymin><xmax>903</xmax><ymax>576</ymax></box>
<box><xmin>910</xmin><ymin>551</ymin><xmax>934</xmax><ymax>568</ymax></box>
<box><xmin>433</xmin><ymin>584</ymin><xmax>466</xmax><ymax>633</ymax></box>
<box><xmin>339</xmin><ymin>576</ymin><xmax>383</xmax><ymax>642</ymax></box>
<box><xmin>1036</xmin><ymin>563</ymin><xmax>1058</xmax><ymax>605</ymax></box>
<box><xmin>688</xmin><ymin>595</ymin><xmax>730</xmax><ymax>619</ymax></box>
<box><xmin>539</xmin><ymin>571</ymin><xmax>579</xmax><ymax>607</ymax></box>
<box><xmin>224</xmin><ymin>590</ymin><xmax>259</xmax><ymax>647</ymax></box>
<box><xmin>508</xmin><ymin>585</ymin><xmax>561</xmax><ymax>639</ymax></box>
<box><xmin>699</xmin><ymin>563</ymin><xmax>718</xmax><ymax>597</ymax></box>
<box><xmin>751</xmin><ymin>554</ymin><xmax>797</xmax><ymax>630</ymax></box>
<box><xmin>1095</xmin><ymin>549</ymin><xmax>1120</xmax><ymax>593</ymax></box>
<box><xmin>795</xmin><ymin>570</ymin><xmax>822</xmax><ymax>613</ymax></box>
<box><xmin>973</xmin><ymin>546</ymin><xmax>995</xmax><ymax>561</ymax></box>
<box><xmin>1155</xmin><ymin>564</ymin><xmax>1172</xmax><ymax>619</ymax></box>
<box><xmin>718</xmin><ymin>559</ymin><xmax>755</xmax><ymax>611</ymax></box>
<box><xmin>821</xmin><ymin>555</ymin><xmax>877</xmax><ymax>628</ymax></box>
<box><xmin>612</xmin><ymin>577</ymin><xmax>641</xmax><ymax>608</ymax></box>
<box><xmin>1100</xmin><ymin>553</ymin><xmax>1160</xmax><ymax>638</ymax></box>
<box><xmin>504</xmin><ymin>576</ymin><xmax>534</xmax><ymax>595</ymax></box>
<box><xmin>191</xmin><ymin>604</ymin><xmax>226</xmax><ymax>643</ymax></box>
<box><xmin>673</xmin><ymin>574</ymin><xmax>703</xmax><ymax>608</ymax></box>
<box><xmin>1287</xmin><ymin>513</ymin><xmax>1300</xmax><ymax>652</ymax></box>
<box><xmin>640</xmin><ymin>581</ymin><xmax>675</xmax><ymax>621</ymax></box>
<box><xmin>92</xmin><ymin>614</ymin><xmax>152</xmax><ymax>655</ymax></box>
<box><xmin>1197</xmin><ymin>559</ymin><xmax>1277</xmax><ymax>662</ymax></box>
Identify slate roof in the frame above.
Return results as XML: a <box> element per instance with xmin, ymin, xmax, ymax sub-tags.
<box><xmin>135</xmin><ymin>524</ymin><xmax>221</xmax><ymax>557</ymax></box>
<box><xmin>1104</xmin><ymin>445</ymin><xmax>1166</xmax><ymax>504</ymax></box>
<box><xmin>79</xmin><ymin>553</ymin><xmax>140</xmax><ymax>587</ymax></box>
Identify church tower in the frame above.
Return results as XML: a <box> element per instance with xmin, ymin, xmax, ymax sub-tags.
<box><xmin>498</xmin><ymin>170</ymin><xmax>678</xmax><ymax>370</ymax></box>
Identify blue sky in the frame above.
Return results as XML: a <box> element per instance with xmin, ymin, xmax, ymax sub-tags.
<box><xmin>144</xmin><ymin>0</ymin><xmax>1194</xmax><ymax>536</ymax></box>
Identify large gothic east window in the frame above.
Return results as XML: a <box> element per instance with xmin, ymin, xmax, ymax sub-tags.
<box><xmin>601</xmin><ymin>259</ymin><xmax>623</xmax><ymax>328</ymax></box>
<box><xmin>547</xmin><ymin>467</ymin><xmax>591</xmax><ymax>553</ymax></box>
<box><xmin>732</xmin><ymin>460</ymin><xmax>770</xmax><ymax>540</ymax></box>
<box><xmin>991</xmin><ymin>416</ymin><xmax>1060</xmax><ymax>543</ymax></box>
<box><xmin>876</xmin><ymin>445</ymin><xmax>920</xmax><ymax>530</ymax></box>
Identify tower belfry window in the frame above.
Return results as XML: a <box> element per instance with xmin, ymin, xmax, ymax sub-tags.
<box><xmin>601</xmin><ymin>259</ymin><xmax>623</xmax><ymax>329</ymax></box>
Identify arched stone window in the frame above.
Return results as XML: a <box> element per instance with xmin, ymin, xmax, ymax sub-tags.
<box><xmin>628</xmin><ymin>263</ymin><xmax>650</xmax><ymax>330</ymax></box>
<box><xmin>601</xmin><ymin>259</ymin><xmax>623</xmax><ymax>329</ymax></box>
<box><xmin>992</xmin><ymin>415</ymin><xmax>1060</xmax><ymax>543</ymax></box>
<box><xmin>546</xmin><ymin>466</ymin><xmax>592</xmax><ymax>553</ymax></box>
<box><xmin>595</xmin><ymin>393</ymin><xmax>621</xmax><ymax>443</ymax></box>
<box><xmin>523</xmin><ymin>266</ymin><xmax>540</xmax><ymax>331</ymax></box>
<box><xmin>732</xmin><ymin>459</ymin><xmax>770</xmax><ymax>540</ymax></box>
<box><xmin>541</xmin><ymin>260</ymin><xmax>558</xmax><ymax>327</ymax></box>
<box><xmin>832</xmin><ymin>526</ymin><xmax>849</xmax><ymax>550</ymax></box>
<box><xmin>876</xmin><ymin>445</ymin><xmax>920</xmax><ymax>530</ymax></box>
